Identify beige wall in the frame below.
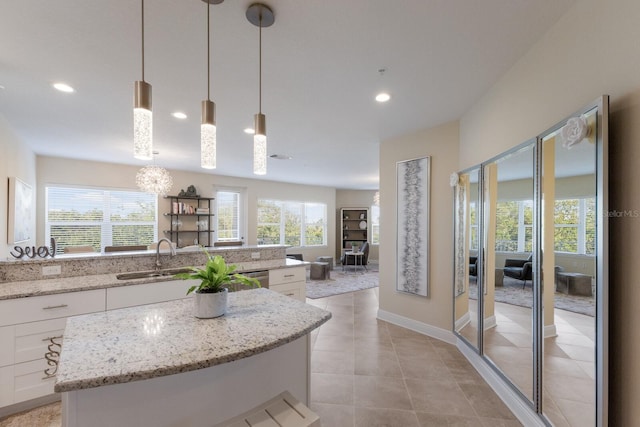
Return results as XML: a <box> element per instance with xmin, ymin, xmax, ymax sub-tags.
<box><xmin>335</xmin><ymin>189</ymin><xmax>379</xmax><ymax>262</ymax></box>
<box><xmin>0</xmin><ymin>115</ymin><xmax>37</xmax><ymax>259</ymax></box>
<box><xmin>36</xmin><ymin>156</ymin><xmax>336</xmax><ymax>261</ymax></box>
<box><xmin>379</xmin><ymin>121</ymin><xmax>459</xmax><ymax>330</ymax></box>
<box><xmin>459</xmin><ymin>0</ymin><xmax>640</xmax><ymax>423</ymax></box>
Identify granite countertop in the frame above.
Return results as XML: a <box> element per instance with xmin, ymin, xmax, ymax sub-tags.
<box><xmin>0</xmin><ymin>258</ymin><xmax>307</xmax><ymax>301</ymax></box>
<box><xmin>54</xmin><ymin>288</ymin><xmax>330</xmax><ymax>393</ymax></box>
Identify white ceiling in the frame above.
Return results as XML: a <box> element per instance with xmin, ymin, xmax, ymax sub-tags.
<box><xmin>0</xmin><ymin>0</ymin><xmax>575</xmax><ymax>190</ymax></box>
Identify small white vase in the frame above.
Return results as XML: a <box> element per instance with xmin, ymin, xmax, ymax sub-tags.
<box><xmin>194</xmin><ymin>289</ymin><xmax>228</xmax><ymax>318</ymax></box>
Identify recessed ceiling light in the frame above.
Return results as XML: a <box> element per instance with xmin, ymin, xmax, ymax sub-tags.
<box><xmin>270</xmin><ymin>154</ymin><xmax>292</xmax><ymax>160</ymax></box>
<box><xmin>244</xmin><ymin>128</ymin><xmax>255</xmax><ymax>134</ymax></box>
<box><xmin>53</xmin><ymin>83</ymin><xmax>75</xmax><ymax>93</ymax></box>
<box><xmin>375</xmin><ymin>92</ymin><xmax>391</xmax><ymax>103</ymax></box>
<box><xmin>172</xmin><ymin>112</ymin><xmax>187</xmax><ymax>119</ymax></box>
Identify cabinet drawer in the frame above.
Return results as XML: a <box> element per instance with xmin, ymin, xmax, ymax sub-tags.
<box><xmin>13</xmin><ymin>358</ymin><xmax>56</xmax><ymax>403</ymax></box>
<box><xmin>0</xmin><ymin>326</ymin><xmax>14</xmax><ymax>367</ymax></box>
<box><xmin>270</xmin><ymin>282</ymin><xmax>305</xmax><ymax>302</ymax></box>
<box><xmin>269</xmin><ymin>267</ymin><xmax>306</xmax><ymax>285</ymax></box>
<box><xmin>14</xmin><ymin>318</ymin><xmax>66</xmax><ymax>364</ymax></box>
<box><xmin>106</xmin><ymin>280</ymin><xmax>194</xmax><ymax>310</ymax></box>
<box><xmin>0</xmin><ymin>289</ymin><xmax>105</xmax><ymax>327</ymax></box>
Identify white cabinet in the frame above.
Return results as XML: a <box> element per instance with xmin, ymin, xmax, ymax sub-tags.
<box><xmin>0</xmin><ymin>281</ymin><xmax>197</xmax><ymax>409</ymax></box>
<box><xmin>0</xmin><ymin>290</ymin><xmax>105</xmax><ymax>408</ymax></box>
<box><xmin>269</xmin><ymin>267</ymin><xmax>306</xmax><ymax>302</ymax></box>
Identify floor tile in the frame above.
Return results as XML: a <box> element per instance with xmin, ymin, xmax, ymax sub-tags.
<box><xmin>355</xmin><ymin>407</ymin><xmax>420</xmax><ymax>427</ymax></box>
<box><xmin>354</xmin><ymin>376</ymin><xmax>413</xmax><ymax>410</ymax></box>
<box><xmin>405</xmin><ymin>378</ymin><xmax>476</xmax><ymax>416</ymax></box>
<box><xmin>310</xmin><ymin>402</ymin><xmax>355</xmax><ymax>427</ymax></box>
<box><xmin>310</xmin><ymin>373</ymin><xmax>354</xmax><ymax>405</ymax></box>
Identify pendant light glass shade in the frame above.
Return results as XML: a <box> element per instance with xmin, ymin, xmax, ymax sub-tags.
<box><xmin>134</xmin><ymin>80</ymin><xmax>152</xmax><ymax>160</ymax></box>
<box><xmin>201</xmin><ymin>100</ymin><xmax>217</xmax><ymax>169</ymax></box>
<box><xmin>253</xmin><ymin>113</ymin><xmax>267</xmax><ymax>175</ymax></box>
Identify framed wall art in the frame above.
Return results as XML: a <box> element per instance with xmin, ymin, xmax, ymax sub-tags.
<box><xmin>7</xmin><ymin>176</ymin><xmax>33</xmax><ymax>244</ymax></box>
<box><xmin>396</xmin><ymin>156</ymin><xmax>430</xmax><ymax>297</ymax></box>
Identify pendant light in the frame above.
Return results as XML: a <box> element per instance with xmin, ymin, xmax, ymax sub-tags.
<box><xmin>136</xmin><ymin>152</ymin><xmax>173</xmax><ymax>196</ymax></box>
<box><xmin>133</xmin><ymin>0</ymin><xmax>152</xmax><ymax>160</ymax></box>
<box><xmin>201</xmin><ymin>0</ymin><xmax>223</xmax><ymax>169</ymax></box>
<box><xmin>246</xmin><ymin>3</ymin><xmax>274</xmax><ymax>176</ymax></box>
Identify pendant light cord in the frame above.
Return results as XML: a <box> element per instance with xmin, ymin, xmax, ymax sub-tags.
<box><xmin>207</xmin><ymin>1</ymin><xmax>211</xmax><ymax>101</ymax></box>
<box><xmin>259</xmin><ymin>12</ymin><xmax>262</xmax><ymax>114</ymax></box>
<box><xmin>141</xmin><ymin>0</ymin><xmax>145</xmax><ymax>81</ymax></box>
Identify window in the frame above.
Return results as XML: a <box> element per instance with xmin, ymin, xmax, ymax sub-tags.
<box><xmin>370</xmin><ymin>204</ymin><xmax>380</xmax><ymax>245</ymax></box>
<box><xmin>216</xmin><ymin>191</ymin><xmax>241</xmax><ymax>241</ymax></box>
<box><xmin>45</xmin><ymin>186</ymin><xmax>157</xmax><ymax>254</ymax></box>
<box><xmin>554</xmin><ymin>197</ymin><xmax>595</xmax><ymax>254</ymax></box>
<box><xmin>494</xmin><ymin>197</ymin><xmax>595</xmax><ymax>254</ymax></box>
<box><xmin>495</xmin><ymin>200</ymin><xmax>532</xmax><ymax>252</ymax></box>
<box><xmin>257</xmin><ymin>199</ymin><xmax>327</xmax><ymax>246</ymax></box>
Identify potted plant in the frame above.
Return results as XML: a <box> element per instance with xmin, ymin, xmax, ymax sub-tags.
<box><xmin>175</xmin><ymin>249</ymin><xmax>260</xmax><ymax>318</ymax></box>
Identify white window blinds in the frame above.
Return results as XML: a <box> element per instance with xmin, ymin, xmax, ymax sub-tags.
<box><xmin>45</xmin><ymin>186</ymin><xmax>157</xmax><ymax>254</ymax></box>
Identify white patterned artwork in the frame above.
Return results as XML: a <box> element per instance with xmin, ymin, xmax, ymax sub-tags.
<box><xmin>396</xmin><ymin>156</ymin><xmax>430</xmax><ymax>297</ymax></box>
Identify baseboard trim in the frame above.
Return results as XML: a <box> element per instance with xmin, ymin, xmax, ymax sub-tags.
<box><xmin>454</xmin><ymin>312</ymin><xmax>471</xmax><ymax>331</ymax></box>
<box><xmin>484</xmin><ymin>315</ymin><xmax>497</xmax><ymax>330</ymax></box>
<box><xmin>457</xmin><ymin>341</ymin><xmax>545</xmax><ymax>427</ymax></box>
<box><xmin>544</xmin><ymin>324</ymin><xmax>557</xmax><ymax>338</ymax></box>
<box><xmin>0</xmin><ymin>393</ymin><xmax>60</xmax><ymax>419</ymax></box>
<box><xmin>377</xmin><ymin>309</ymin><xmax>456</xmax><ymax>344</ymax></box>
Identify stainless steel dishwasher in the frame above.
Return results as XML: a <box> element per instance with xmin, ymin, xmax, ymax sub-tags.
<box><xmin>242</xmin><ymin>270</ymin><xmax>269</xmax><ymax>289</ymax></box>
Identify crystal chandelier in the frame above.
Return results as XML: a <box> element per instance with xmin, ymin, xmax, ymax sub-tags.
<box><xmin>247</xmin><ymin>3</ymin><xmax>274</xmax><ymax>176</ymax></box>
<box><xmin>133</xmin><ymin>0</ymin><xmax>153</xmax><ymax>160</ymax></box>
<box><xmin>136</xmin><ymin>165</ymin><xmax>173</xmax><ymax>196</ymax></box>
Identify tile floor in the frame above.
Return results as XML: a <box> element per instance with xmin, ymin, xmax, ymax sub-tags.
<box><xmin>307</xmin><ymin>288</ymin><xmax>521</xmax><ymax>426</ymax></box>
<box><xmin>1</xmin><ymin>287</ymin><xmax>522</xmax><ymax>427</ymax></box>
<box><xmin>459</xmin><ymin>298</ymin><xmax>595</xmax><ymax>427</ymax></box>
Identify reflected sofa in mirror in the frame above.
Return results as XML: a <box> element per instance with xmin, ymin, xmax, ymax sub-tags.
<box><xmin>453</xmin><ymin>167</ymin><xmax>481</xmax><ymax>350</ymax></box>
<box><xmin>451</xmin><ymin>95</ymin><xmax>608</xmax><ymax>426</ymax></box>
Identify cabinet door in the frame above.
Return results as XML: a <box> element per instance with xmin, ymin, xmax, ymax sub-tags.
<box><xmin>0</xmin><ymin>365</ymin><xmax>13</xmax><ymax>407</ymax></box>
<box><xmin>13</xmin><ymin>358</ymin><xmax>56</xmax><ymax>403</ymax></box>
<box><xmin>0</xmin><ymin>326</ymin><xmax>14</xmax><ymax>367</ymax></box>
<box><xmin>106</xmin><ymin>280</ymin><xmax>195</xmax><ymax>310</ymax></box>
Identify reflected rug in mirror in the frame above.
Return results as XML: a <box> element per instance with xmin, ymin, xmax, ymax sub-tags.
<box><xmin>468</xmin><ymin>276</ymin><xmax>594</xmax><ymax>317</ymax></box>
<box><xmin>306</xmin><ymin>267</ymin><xmax>379</xmax><ymax>299</ymax></box>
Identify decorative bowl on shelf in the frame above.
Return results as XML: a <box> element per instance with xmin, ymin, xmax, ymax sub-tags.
<box><xmin>359</xmin><ymin>220</ymin><xmax>367</xmax><ymax>230</ymax></box>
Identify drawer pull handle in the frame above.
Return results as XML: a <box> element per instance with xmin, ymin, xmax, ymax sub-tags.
<box><xmin>284</xmin><ymin>274</ymin><xmax>294</xmax><ymax>278</ymax></box>
<box><xmin>42</xmin><ymin>304</ymin><xmax>68</xmax><ymax>310</ymax></box>
<box><xmin>42</xmin><ymin>335</ymin><xmax>63</xmax><ymax>342</ymax></box>
<box><xmin>42</xmin><ymin>336</ymin><xmax>63</xmax><ymax>379</ymax></box>
<box><xmin>285</xmin><ymin>293</ymin><xmax>295</xmax><ymax>296</ymax></box>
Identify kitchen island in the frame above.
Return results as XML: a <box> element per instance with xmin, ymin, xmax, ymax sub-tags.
<box><xmin>54</xmin><ymin>288</ymin><xmax>330</xmax><ymax>427</ymax></box>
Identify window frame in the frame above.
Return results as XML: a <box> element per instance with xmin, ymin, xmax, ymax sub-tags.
<box><xmin>213</xmin><ymin>188</ymin><xmax>246</xmax><ymax>243</ymax></box>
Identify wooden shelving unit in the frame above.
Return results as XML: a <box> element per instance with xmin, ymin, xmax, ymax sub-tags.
<box><xmin>340</xmin><ymin>207</ymin><xmax>369</xmax><ymax>251</ymax></box>
<box><xmin>164</xmin><ymin>196</ymin><xmax>215</xmax><ymax>248</ymax></box>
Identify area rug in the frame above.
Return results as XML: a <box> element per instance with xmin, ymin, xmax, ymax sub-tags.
<box><xmin>468</xmin><ymin>276</ymin><xmax>595</xmax><ymax>317</ymax></box>
<box><xmin>305</xmin><ymin>267</ymin><xmax>379</xmax><ymax>299</ymax></box>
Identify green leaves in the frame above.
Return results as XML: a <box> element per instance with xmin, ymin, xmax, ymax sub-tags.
<box><xmin>175</xmin><ymin>248</ymin><xmax>260</xmax><ymax>295</ymax></box>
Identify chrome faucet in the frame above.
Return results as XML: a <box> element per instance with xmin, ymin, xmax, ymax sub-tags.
<box><xmin>155</xmin><ymin>238</ymin><xmax>176</xmax><ymax>270</ymax></box>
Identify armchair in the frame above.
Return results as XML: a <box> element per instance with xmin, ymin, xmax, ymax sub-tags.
<box><xmin>503</xmin><ymin>253</ymin><xmax>533</xmax><ymax>288</ymax></box>
<box><xmin>341</xmin><ymin>242</ymin><xmax>370</xmax><ymax>270</ymax></box>
<box><xmin>469</xmin><ymin>256</ymin><xmax>478</xmax><ymax>276</ymax></box>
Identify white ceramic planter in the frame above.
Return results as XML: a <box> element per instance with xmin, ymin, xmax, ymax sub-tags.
<box><xmin>194</xmin><ymin>288</ymin><xmax>228</xmax><ymax>318</ymax></box>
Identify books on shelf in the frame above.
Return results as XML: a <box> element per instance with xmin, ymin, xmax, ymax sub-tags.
<box><xmin>172</xmin><ymin>202</ymin><xmax>198</xmax><ymax>215</ymax></box>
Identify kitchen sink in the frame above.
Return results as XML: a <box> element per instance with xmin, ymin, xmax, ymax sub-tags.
<box><xmin>116</xmin><ymin>268</ymin><xmax>192</xmax><ymax>280</ymax></box>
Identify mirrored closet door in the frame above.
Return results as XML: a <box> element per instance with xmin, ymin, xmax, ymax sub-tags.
<box><xmin>453</xmin><ymin>96</ymin><xmax>608</xmax><ymax>426</ymax></box>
